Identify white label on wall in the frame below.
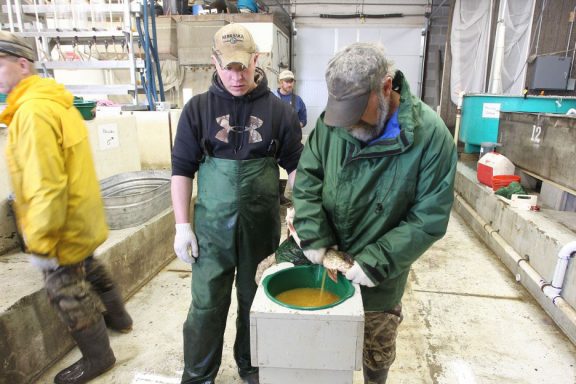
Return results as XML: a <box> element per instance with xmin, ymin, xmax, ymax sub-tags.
<box><xmin>98</xmin><ymin>123</ymin><xmax>119</xmax><ymax>150</ymax></box>
<box><xmin>482</xmin><ymin>103</ymin><xmax>501</xmax><ymax>119</ymax></box>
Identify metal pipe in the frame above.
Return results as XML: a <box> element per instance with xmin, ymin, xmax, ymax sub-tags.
<box><xmin>535</xmin><ymin>0</ymin><xmax>547</xmax><ymax>55</ymax></box>
<box><xmin>571</xmin><ymin>24</ymin><xmax>576</xmax><ymax>78</ymax></box>
<box><xmin>566</xmin><ymin>6</ymin><xmax>576</xmax><ymax>58</ymax></box>
<box><xmin>124</xmin><ymin>0</ymin><xmax>138</xmax><ymax>104</ymax></box>
<box><xmin>32</xmin><ymin>0</ymin><xmax>41</xmax><ymax>32</ymax></box>
<box><xmin>429</xmin><ymin>0</ymin><xmax>448</xmax><ymax>19</ymax></box>
<box><xmin>6</xmin><ymin>0</ymin><xmax>15</xmax><ymax>33</ymax></box>
<box><xmin>13</xmin><ymin>0</ymin><xmax>24</xmax><ymax>32</ymax></box>
<box><xmin>90</xmin><ymin>0</ymin><xmax>95</xmax><ymax>30</ymax></box>
<box><xmin>419</xmin><ymin>8</ymin><xmax>429</xmax><ymax>99</ymax></box>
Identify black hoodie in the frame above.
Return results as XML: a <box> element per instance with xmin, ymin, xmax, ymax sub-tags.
<box><xmin>172</xmin><ymin>68</ymin><xmax>303</xmax><ymax>178</ymax></box>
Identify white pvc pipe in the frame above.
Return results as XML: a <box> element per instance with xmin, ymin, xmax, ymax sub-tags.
<box><xmin>453</xmin><ymin>92</ymin><xmax>464</xmax><ymax>145</ymax></box>
<box><xmin>453</xmin><ymin>112</ymin><xmax>461</xmax><ymax>146</ymax></box>
<box><xmin>454</xmin><ymin>193</ymin><xmax>576</xmax><ymax>325</ymax></box>
<box><xmin>542</xmin><ymin>241</ymin><xmax>576</xmax><ymax>300</ymax></box>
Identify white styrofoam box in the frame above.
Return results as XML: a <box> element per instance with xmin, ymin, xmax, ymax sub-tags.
<box><xmin>511</xmin><ymin>194</ymin><xmax>538</xmax><ymax>210</ymax></box>
<box><xmin>250</xmin><ymin>265</ymin><xmax>364</xmax><ymax>383</ymax></box>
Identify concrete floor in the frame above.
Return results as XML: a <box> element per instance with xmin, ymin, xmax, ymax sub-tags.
<box><xmin>37</xmin><ymin>211</ymin><xmax>576</xmax><ymax>384</ymax></box>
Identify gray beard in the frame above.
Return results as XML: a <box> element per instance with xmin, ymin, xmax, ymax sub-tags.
<box><xmin>346</xmin><ymin>93</ymin><xmax>390</xmax><ymax>143</ymax></box>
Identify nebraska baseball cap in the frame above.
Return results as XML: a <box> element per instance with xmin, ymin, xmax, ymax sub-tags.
<box><xmin>324</xmin><ymin>43</ymin><xmax>390</xmax><ymax>127</ymax></box>
<box><xmin>0</xmin><ymin>31</ymin><xmax>35</xmax><ymax>62</ymax></box>
<box><xmin>212</xmin><ymin>23</ymin><xmax>256</xmax><ymax>69</ymax></box>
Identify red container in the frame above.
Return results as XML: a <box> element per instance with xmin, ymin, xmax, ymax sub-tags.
<box><xmin>492</xmin><ymin>175</ymin><xmax>521</xmax><ymax>191</ymax></box>
<box><xmin>477</xmin><ymin>152</ymin><xmax>515</xmax><ymax>187</ymax></box>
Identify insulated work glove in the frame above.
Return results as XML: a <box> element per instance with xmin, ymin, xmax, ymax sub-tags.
<box><xmin>29</xmin><ymin>254</ymin><xmax>59</xmax><ymax>271</ymax></box>
<box><xmin>174</xmin><ymin>223</ymin><xmax>198</xmax><ymax>264</ymax></box>
<box><xmin>303</xmin><ymin>247</ymin><xmax>327</xmax><ymax>264</ymax></box>
<box><xmin>345</xmin><ymin>262</ymin><xmax>377</xmax><ymax>287</ymax></box>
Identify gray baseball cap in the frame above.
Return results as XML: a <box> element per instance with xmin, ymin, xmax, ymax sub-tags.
<box><xmin>324</xmin><ymin>43</ymin><xmax>390</xmax><ymax>127</ymax></box>
<box><xmin>0</xmin><ymin>31</ymin><xmax>35</xmax><ymax>61</ymax></box>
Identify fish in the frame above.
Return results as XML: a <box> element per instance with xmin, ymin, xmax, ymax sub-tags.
<box><xmin>322</xmin><ymin>249</ymin><xmax>354</xmax><ymax>282</ymax></box>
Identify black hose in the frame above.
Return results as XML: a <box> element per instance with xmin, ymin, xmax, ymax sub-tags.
<box><xmin>135</xmin><ymin>15</ymin><xmax>155</xmax><ymax>109</ymax></box>
<box><xmin>142</xmin><ymin>0</ymin><xmax>158</xmax><ymax>106</ymax></box>
<box><xmin>149</xmin><ymin>0</ymin><xmax>165</xmax><ymax>102</ymax></box>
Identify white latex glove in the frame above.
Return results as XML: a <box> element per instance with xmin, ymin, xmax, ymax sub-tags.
<box><xmin>303</xmin><ymin>247</ymin><xmax>326</xmax><ymax>264</ymax></box>
<box><xmin>345</xmin><ymin>262</ymin><xmax>377</xmax><ymax>287</ymax></box>
<box><xmin>174</xmin><ymin>223</ymin><xmax>198</xmax><ymax>264</ymax></box>
<box><xmin>285</xmin><ymin>207</ymin><xmax>301</xmax><ymax>247</ymax></box>
<box><xmin>29</xmin><ymin>254</ymin><xmax>59</xmax><ymax>271</ymax></box>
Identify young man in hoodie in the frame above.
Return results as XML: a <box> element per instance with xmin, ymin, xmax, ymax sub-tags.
<box><xmin>0</xmin><ymin>31</ymin><xmax>132</xmax><ymax>384</ymax></box>
<box><xmin>171</xmin><ymin>24</ymin><xmax>302</xmax><ymax>384</ymax></box>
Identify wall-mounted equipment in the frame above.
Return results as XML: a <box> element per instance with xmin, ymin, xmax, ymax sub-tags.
<box><xmin>530</xmin><ymin>55</ymin><xmax>571</xmax><ymax>90</ymax></box>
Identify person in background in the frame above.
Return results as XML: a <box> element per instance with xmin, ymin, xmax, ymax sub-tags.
<box><xmin>154</xmin><ymin>0</ymin><xmax>164</xmax><ymax>15</ymax></box>
<box><xmin>274</xmin><ymin>69</ymin><xmax>307</xmax><ymax>128</ymax></box>
<box><xmin>209</xmin><ymin>0</ymin><xmax>230</xmax><ymax>13</ymax></box>
<box><xmin>171</xmin><ymin>23</ymin><xmax>302</xmax><ymax>384</ymax></box>
<box><xmin>237</xmin><ymin>0</ymin><xmax>258</xmax><ymax>13</ymax></box>
<box><xmin>273</xmin><ymin>69</ymin><xmax>307</xmax><ymax>205</ymax></box>
<box><xmin>292</xmin><ymin>42</ymin><xmax>457</xmax><ymax>383</ymax></box>
<box><xmin>0</xmin><ymin>31</ymin><xmax>132</xmax><ymax>384</ymax></box>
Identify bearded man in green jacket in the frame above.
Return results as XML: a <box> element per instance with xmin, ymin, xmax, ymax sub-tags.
<box><xmin>292</xmin><ymin>43</ymin><xmax>457</xmax><ymax>383</ymax></box>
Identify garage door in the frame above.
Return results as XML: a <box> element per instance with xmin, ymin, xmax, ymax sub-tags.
<box><xmin>294</xmin><ymin>27</ymin><xmax>423</xmax><ymax>135</ymax></box>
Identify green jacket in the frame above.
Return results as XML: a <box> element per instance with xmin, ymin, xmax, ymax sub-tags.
<box><xmin>293</xmin><ymin>78</ymin><xmax>457</xmax><ymax>311</ymax></box>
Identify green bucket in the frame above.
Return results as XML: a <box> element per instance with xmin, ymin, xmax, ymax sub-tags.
<box><xmin>262</xmin><ymin>264</ymin><xmax>355</xmax><ymax>311</ymax></box>
<box><xmin>74</xmin><ymin>100</ymin><xmax>96</xmax><ymax>120</ymax></box>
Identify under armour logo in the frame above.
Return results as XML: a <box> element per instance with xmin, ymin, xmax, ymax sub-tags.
<box><xmin>215</xmin><ymin>114</ymin><xmax>263</xmax><ymax>144</ymax></box>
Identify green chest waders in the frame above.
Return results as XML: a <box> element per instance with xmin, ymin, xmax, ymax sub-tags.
<box><xmin>181</xmin><ymin>156</ymin><xmax>280</xmax><ymax>383</ymax></box>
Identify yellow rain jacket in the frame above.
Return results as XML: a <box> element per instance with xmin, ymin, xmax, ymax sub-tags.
<box><xmin>1</xmin><ymin>75</ymin><xmax>108</xmax><ymax>265</ymax></box>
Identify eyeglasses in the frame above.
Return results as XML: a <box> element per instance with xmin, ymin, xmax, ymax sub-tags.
<box><xmin>282</xmin><ymin>79</ymin><xmax>295</xmax><ymax>83</ymax></box>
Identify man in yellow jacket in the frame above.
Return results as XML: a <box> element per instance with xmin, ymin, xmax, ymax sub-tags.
<box><xmin>0</xmin><ymin>31</ymin><xmax>132</xmax><ymax>384</ymax></box>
